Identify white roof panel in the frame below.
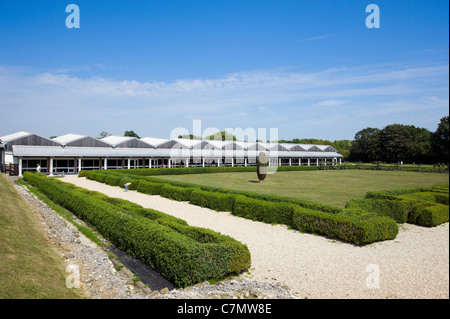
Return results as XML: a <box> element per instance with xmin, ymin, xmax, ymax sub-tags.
<box><xmin>0</xmin><ymin>131</ymin><xmax>33</xmax><ymax>143</ymax></box>
<box><xmin>52</xmin><ymin>134</ymin><xmax>86</xmax><ymax>145</ymax></box>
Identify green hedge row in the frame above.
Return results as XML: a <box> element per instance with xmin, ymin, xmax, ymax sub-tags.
<box><xmin>292</xmin><ymin>207</ymin><xmax>398</xmax><ymax>245</ymax></box>
<box><xmin>108</xmin><ymin>165</ymin><xmax>320</xmax><ymax>177</ymax></box>
<box><xmin>352</xmin><ymin>185</ymin><xmax>449</xmax><ymax>227</ymax></box>
<box><xmin>23</xmin><ymin>172</ymin><xmax>250</xmax><ymax>287</ymax></box>
<box><xmin>345</xmin><ymin>198</ymin><xmax>409</xmax><ymax>223</ymax></box>
<box><xmin>85</xmin><ymin>169</ymin><xmax>344</xmax><ymax>214</ymax></box>
<box><xmin>79</xmin><ymin>170</ymin><xmax>399</xmax><ymax>245</ymax></box>
<box><xmin>190</xmin><ymin>189</ymin><xmax>236</xmax><ymax>212</ymax></box>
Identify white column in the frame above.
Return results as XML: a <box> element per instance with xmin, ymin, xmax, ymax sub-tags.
<box><xmin>18</xmin><ymin>157</ymin><xmax>23</xmax><ymax>177</ymax></box>
<box><xmin>49</xmin><ymin>158</ymin><xmax>54</xmax><ymax>176</ymax></box>
<box><xmin>186</xmin><ymin>158</ymin><xmax>189</xmax><ymax>168</ymax></box>
<box><xmin>218</xmin><ymin>158</ymin><xmax>221</xmax><ymax>167</ymax></box>
<box><xmin>316</xmin><ymin>159</ymin><xmax>319</xmax><ymax>166</ymax></box>
<box><xmin>78</xmin><ymin>158</ymin><xmax>82</xmax><ymax>173</ymax></box>
<box><xmin>168</xmin><ymin>159</ymin><xmax>172</xmax><ymax>168</ymax></box>
<box><xmin>289</xmin><ymin>158</ymin><xmax>292</xmax><ymax>166</ymax></box>
<box><xmin>231</xmin><ymin>158</ymin><xmax>234</xmax><ymax>167</ymax></box>
<box><xmin>339</xmin><ymin>158</ymin><xmax>342</xmax><ymax>165</ymax></box>
<box><xmin>299</xmin><ymin>158</ymin><xmax>301</xmax><ymax>166</ymax></box>
<box><xmin>307</xmin><ymin>158</ymin><xmax>310</xmax><ymax>166</ymax></box>
<box><xmin>104</xmin><ymin>158</ymin><xmax>108</xmax><ymax>170</ymax></box>
<box><xmin>278</xmin><ymin>158</ymin><xmax>281</xmax><ymax>166</ymax></box>
<box><xmin>127</xmin><ymin>158</ymin><xmax>131</xmax><ymax>169</ymax></box>
<box><xmin>149</xmin><ymin>159</ymin><xmax>152</xmax><ymax>168</ymax></box>
<box><xmin>245</xmin><ymin>158</ymin><xmax>247</xmax><ymax>167</ymax></box>
<box><xmin>202</xmin><ymin>158</ymin><xmax>205</xmax><ymax>167</ymax></box>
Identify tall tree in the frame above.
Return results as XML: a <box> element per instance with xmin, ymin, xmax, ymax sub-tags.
<box><xmin>432</xmin><ymin>116</ymin><xmax>449</xmax><ymax>163</ymax></box>
<box><xmin>348</xmin><ymin>127</ymin><xmax>379</xmax><ymax>162</ymax></box>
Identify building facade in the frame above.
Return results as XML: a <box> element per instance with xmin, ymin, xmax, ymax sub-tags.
<box><xmin>0</xmin><ymin>132</ymin><xmax>344</xmax><ymax>177</ymax></box>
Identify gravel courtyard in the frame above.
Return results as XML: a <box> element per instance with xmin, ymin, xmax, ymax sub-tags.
<box><xmin>61</xmin><ymin>175</ymin><xmax>449</xmax><ymax>299</ymax></box>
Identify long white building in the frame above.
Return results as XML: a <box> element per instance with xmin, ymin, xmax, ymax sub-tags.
<box><xmin>0</xmin><ymin>131</ymin><xmax>344</xmax><ymax>176</ymax></box>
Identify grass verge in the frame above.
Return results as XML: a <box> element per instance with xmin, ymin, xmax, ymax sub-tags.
<box><xmin>0</xmin><ymin>174</ymin><xmax>85</xmax><ymax>299</ymax></box>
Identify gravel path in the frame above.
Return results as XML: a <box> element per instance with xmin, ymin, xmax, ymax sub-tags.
<box><xmin>61</xmin><ymin>175</ymin><xmax>449</xmax><ymax>299</ymax></box>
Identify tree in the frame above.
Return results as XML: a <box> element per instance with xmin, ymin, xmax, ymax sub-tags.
<box><xmin>124</xmin><ymin>130</ymin><xmax>140</xmax><ymax>139</ymax></box>
<box><xmin>347</xmin><ymin>127</ymin><xmax>379</xmax><ymax>162</ymax></box>
<box><xmin>432</xmin><ymin>116</ymin><xmax>449</xmax><ymax>163</ymax></box>
<box><xmin>353</xmin><ymin>124</ymin><xmax>433</xmax><ymax>164</ymax></box>
<box><xmin>206</xmin><ymin>131</ymin><xmax>237</xmax><ymax>141</ymax></box>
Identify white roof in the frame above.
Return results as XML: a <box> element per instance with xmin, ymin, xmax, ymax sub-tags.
<box><xmin>0</xmin><ymin>131</ymin><xmax>33</xmax><ymax>143</ymax></box>
<box><xmin>100</xmin><ymin>135</ymin><xmax>136</xmax><ymax>146</ymax></box>
<box><xmin>3</xmin><ymin>131</ymin><xmax>344</xmax><ymax>159</ymax></box>
<box><xmin>140</xmin><ymin>137</ymin><xmax>170</xmax><ymax>147</ymax></box>
<box><xmin>204</xmin><ymin>139</ymin><xmax>233</xmax><ymax>149</ymax></box>
<box><xmin>52</xmin><ymin>134</ymin><xmax>87</xmax><ymax>145</ymax></box>
<box><xmin>173</xmin><ymin>138</ymin><xmax>203</xmax><ymax>148</ymax></box>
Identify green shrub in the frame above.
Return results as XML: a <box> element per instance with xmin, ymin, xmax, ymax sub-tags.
<box><xmin>291</xmin><ymin>207</ymin><xmax>399</xmax><ymax>245</ymax></box>
<box><xmin>104</xmin><ymin>174</ymin><xmax>123</xmax><ymax>186</ymax></box>
<box><xmin>407</xmin><ymin>201</ymin><xmax>449</xmax><ymax>227</ymax></box>
<box><xmin>136</xmin><ymin>181</ymin><xmax>163</xmax><ymax>195</ymax></box>
<box><xmin>160</xmin><ymin>184</ymin><xmax>197</xmax><ymax>201</ymax></box>
<box><xmin>23</xmin><ymin>172</ymin><xmax>250</xmax><ymax>287</ymax></box>
<box><xmin>232</xmin><ymin>196</ymin><xmax>295</xmax><ymax>226</ymax></box>
<box><xmin>365</xmin><ymin>187</ymin><xmax>449</xmax><ymax>227</ymax></box>
<box><xmin>189</xmin><ymin>189</ymin><xmax>236</xmax><ymax>212</ymax></box>
<box><xmin>345</xmin><ymin>198</ymin><xmax>409</xmax><ymax>223</ymax></box>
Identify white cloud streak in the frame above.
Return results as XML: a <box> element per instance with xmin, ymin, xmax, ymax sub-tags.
<box><xmin>0</xmin><ymin>62</ymin><xmax>448</xmax><ymax>138</ymax></box>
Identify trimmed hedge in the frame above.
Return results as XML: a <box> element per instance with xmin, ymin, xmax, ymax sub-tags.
<box><xmin>79</xmin><ymin>169</ymin><xmax>448</xmax><ymax>244</ymax></box>
<box><xmin>365</xmin><ymin>187</ymin><xmax>449</xmax><ymax>227</ymax></box>
<box><xmin>232</xmin><ymin>195</ymin><xmax>295</xmax><ymax>226</ymax></box>
<box><xmin>160</xmin><ymin>184</ymin><xmax>197</xmax><ymax>201</ymax></box>
<box><xmin>189</xmin><ymin>189</ymin><xmax>236</xmax><ymax>212</ymax></box>
<box><xmin>291</xmin><ymin>207</ymin><xmax>398</xmax><ymax>245</ymax></box>
<box><xmin>111</xmin><ymin>165</ymin><xmax>319</xmax><ymax>176</ymax></box>
<box><xmin>345</xmin><ymin>198</ymin><xmax>409</xmax><ymax>223</ymax></box>
<box><xmin>23</xmin><ymin>172</ymin><xmax>250</xmax><ymax>287</ymax></box>
<box><xmin>136</xmin><ymin>181</ymin><xmax>164</xmax><ymax>195</ymax></box>
<box><xmin>406</xmin><ymin>202</ymin><xmax>449</xmax><ymax>227</ymax></box>
<box><xmin>78</xmin><ymin>169</ymin><xmax>399</xmax><ymax>244</ymax></box>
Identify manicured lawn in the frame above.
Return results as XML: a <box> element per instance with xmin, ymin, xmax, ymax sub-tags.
<box><xmin>0</xmin><ymin>174</ymin><xmax>85</xmax><ymax>299</ymax></box>
<box><xmin>154</xmin><ymin>170</ymin><xmax>449</xmax><ymax>207</ymax></box>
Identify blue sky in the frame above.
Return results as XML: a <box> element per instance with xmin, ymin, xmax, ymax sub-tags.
<box><xmin>0</xmin><ymin>0</ymin><xmax>448</xmax><ymax>141</ymax></box>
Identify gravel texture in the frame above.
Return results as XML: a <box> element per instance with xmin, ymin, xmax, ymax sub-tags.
<box><xmin>57</xmin><ymin>175</ymin><xmax>449</xmax><ymax>299</ymax></box>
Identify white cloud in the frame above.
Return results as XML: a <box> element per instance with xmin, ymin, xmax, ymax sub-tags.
<box><xmin>314</xmin><ymin>100</ymin><xmax>348</xmax><ymax>107</ymax></box>
<box><xmin>0</xmin><ymin>62</ymin><xmax>447</xmax><ymax>138</ymax></box>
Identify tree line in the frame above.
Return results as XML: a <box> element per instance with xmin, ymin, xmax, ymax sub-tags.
<box><xmin>347</xmin><ymin>116</ymin><xmax>448</xmax><ymax>164</ymax></box>
<box><xmin>279</xmin><ymin>116</ymin><xmax>448</xmax><ymax>165</ymax></box>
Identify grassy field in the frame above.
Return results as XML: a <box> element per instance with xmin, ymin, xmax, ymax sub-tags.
<box><xmin>154</xmin><ymin>170</ymin><xmax>449</xmax><ymax>207</ymax></box>
<box><xmin>0</xmin><ymin>174</ymin><xmax>85</xmax><ymax>299</ymax></box>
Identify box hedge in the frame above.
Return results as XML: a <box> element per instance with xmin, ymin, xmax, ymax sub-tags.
<box><xmin>231</xmin><ymin>195</ymin><xmax>295</xmax><ymax>226</ymax></box>
<box><xmin>345</xmin><ymin>198</ymin><xmax>409</xmax><ymax>223</ymax></box>
<box><xmin>23</xmin><ymin>172</ymin><xmax>250</xmax><ymax>287</ymax></box>
<box><xmin>291</xmin><ymin>207</ymin><xmax>399</xmax><ymax>245</ymax></box>
<box><xmin>365</xmin><ymin>188</ymin><xmax>449</xmax><ymax>227</ymax></box>
<box><xmin>78</xmin><ymin>169</ymin><xmax>447</xmax><ymax>244</ymax></box>
<box><xmin>189</xmin><ymin>189</ymin><xmax>236</xmax><ymax>212</ymax></box>
<box><xmin>160</xmin><ymin>184</ymin><xmax>198</xmax><ymax>201</ymax></box>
